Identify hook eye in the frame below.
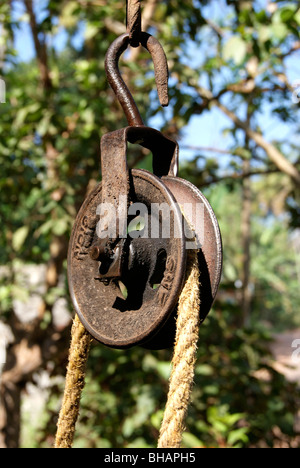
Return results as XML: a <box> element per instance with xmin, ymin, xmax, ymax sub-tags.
<box><xmin>105</xmin><ymin>33</ymin><xmax>169</xmax><ymax>127</ymax></box>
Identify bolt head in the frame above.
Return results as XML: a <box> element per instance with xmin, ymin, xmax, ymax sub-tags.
<box><xmin>90</xmin><ymin>245</ymin><xmax>102</xmax><ymax>261</ymax></box>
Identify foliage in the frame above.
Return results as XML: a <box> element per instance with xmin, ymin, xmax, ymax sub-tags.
<box><xmin>0</xmin><ymin>0</ymin><xmax>299</xmax><ymax>449</ymax></box>
<box><xmin>33</xmin><ymin>311</ymin><xmax>299</xmax><ymax>449</ymax></box>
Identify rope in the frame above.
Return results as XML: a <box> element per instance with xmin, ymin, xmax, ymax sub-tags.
<box><xmin>54</xmin><ymin>314</ymin><xmax>92</xmax><ymax>449</ymax></box>
<box><xmin>158</xmin><ymin>248</ymin><xmax>200</xmax><ymax>448</ymax></box>
<box><xmin>126</xmin><ymin>0</ymin><xmax>142</xmax><ymax>47</ymax></box>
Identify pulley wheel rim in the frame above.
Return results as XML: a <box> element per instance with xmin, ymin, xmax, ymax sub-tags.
<box><xmin>162</xmin><ymin>176</ymin><xmax>223</xmax><ymax>323</ymax></box>
<box><xmin>68</xmin><ymin>169</ymin><xmax>187</xmax><ymax>349</ymax></box>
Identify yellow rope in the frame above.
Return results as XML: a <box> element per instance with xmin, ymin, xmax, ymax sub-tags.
<box><xmin>54</xmin><ymin>314</ymin><xmax>92</xmax><ymax>449</ymax></box>
<box><xmin>157</xmin><ymin>248</ymin><xmax>200</xmax><ymax>448</ymax></box>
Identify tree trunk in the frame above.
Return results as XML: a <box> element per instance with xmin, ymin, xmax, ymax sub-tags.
<box><xmin>0</xmin><ymin>381</ymin><xmax>21</xmax><ymax>448</ymax></box>
<box><xmin>0</xmin><ymin>1</ymin><xmax>69</xmax><ymax>448</ymax></box>
<box><xmin>241</xmin><ymin>106</ymin><xmax>252</xmax><ymax>326</ymax></box>
<box><xmin>241</xmin><ymin>156</ymin><xmax>252</xmax><ymax>326</ymax></box>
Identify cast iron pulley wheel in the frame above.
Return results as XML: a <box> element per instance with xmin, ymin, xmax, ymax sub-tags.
<box><xmin>68</xmin><ymin>169</ymin><xmax>187</xmax><ymax>349</ymax></box>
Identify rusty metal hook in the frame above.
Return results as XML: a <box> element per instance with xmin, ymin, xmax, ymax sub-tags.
<box><xmin>105</xmin><ymin>32</ymin><xmax>169</xmax><ymax>127</ymax></box>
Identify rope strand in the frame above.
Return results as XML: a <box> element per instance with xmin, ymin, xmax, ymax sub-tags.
<box><xmin>54</xmin><ymin>314</ymin><xmax>92</xmax><ymax>449</ymax></box>
<box><xmin>126</xmin><ymin>0</ymin><xmax>142</xmax><ymax>47</ymax></box>
<box><xmin>158</xmin><ymin>249</ymin><xmax>200</xmax><ymax>448</ymax></box>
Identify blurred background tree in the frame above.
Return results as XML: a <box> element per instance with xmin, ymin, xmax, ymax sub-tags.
<box><xmin>0</xmin><ymin>0</ymin><xmax>299</xmax><ymax>448</ymax></box>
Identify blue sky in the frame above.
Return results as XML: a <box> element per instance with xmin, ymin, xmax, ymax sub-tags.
<box><xmin>12</xmin><ymin>0</ymin><xmax>79</xmax><ymax>62</ymax></box>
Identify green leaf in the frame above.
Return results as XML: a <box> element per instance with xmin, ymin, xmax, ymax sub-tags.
<box><xmin>258</xmin><ymin>25</ymin><xmax>271</xmax><ymax>44</ymax></box>
<box><xmin>85</xmin><ymin>24</ymin><xmax>99</xmax><ymax>41</ymax></box>
<box><xmin>126</xmin><ymin>438</ymin><xmax>152</xmax><ymax>449</ymax></box>
<box><xmin>182</xmin><ymin>432</ymin><xmax>204</xmax><ymax>448</ymax></box>
<box><xmin>12</xmin><ymin>226</ymin><xmax>29</xmax><ymax>251</ymax></box>
<box><xmin>127</xmin><ymin>216</ymin><xmax>146</xmax><ymax>234</ymax></box>
<box><xmin>11</xmin><ymin>284</ymin><xmax>29</xmax><ymax>302</ymax></box>
<box><xmin>227</xmin><ymin>427</ymin><xmax>249</xmax><ymax>447</ymax></box>
<box><xmin>156</xmin><ymin>362</ymin><xmax>171</xmax><ymax>380</ymax></box>
<box><xmin>118</xmin><ymin>281</ymin><xmax>128</xmax><ymax>300</ymax></box>
<box><xmin>150</xmin><ymin>410</ymin><xmax>164</xmax><ymax>430</ymax></box>
<box><xmin>195</xmin><ymin>364</ymin><xmax>214</xmax><ymax>376</ymax></box>
<box><xmin>36</xmin><ymin>219</ymin><xmax>54</xmax><ymax>236</ymax></box>
<box><xmin>223</xmin><ymin>36</ymin><xmax>247</xmax><ymax>65</ymax></box>
<box><xmin>279</xmin><ymin>6</ymin><xmax>297</xmax><ymax>23</ymax></box>
<box><xmin>59</xmin><ymin>1</ymin><xmax>79</xmax><ymax>28</ymax></box>
<box><xmin>224</xmin><ymin>262</ymin><xmax>237</xmax><ymax>282</ymax></box>
<box><xmin>0</xmin><ymin>286</ymin><xmax>11</xmax><ymax>302</ymax></box>
<box><xmin>52</xmin><ymin>219</ymin><xmax>68</xmax><ymax>236</ymax></box>
<box><xmin>271</xmin><ymin>23</ymin><xmax>288</xmax><ymax>41</ymax></box>
<box><xmin>295</xmin><ymin>9</ymin><xmax>300</xmax><ymax>25</ymax></box>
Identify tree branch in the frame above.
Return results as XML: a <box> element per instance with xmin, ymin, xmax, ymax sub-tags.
<box><xmin>199</xmin><ymin>168</ymin><xmax>282</xmax><ymax>188</ymax></box>
<box><xmin>194</xmin><ymin>86</ymin><xmax>300</xmax><ymax>185</ymax></box>
<box><xmin>204</xmin><ymin>17</ymin><xmax>225</xmax><ymax>38</ymax></box>
<box><xmin>215</xmin><ymin>100</ymin><xmax>300</xmax><ymax>185</ymax></box>
<box><xmin>24</xmin><ymin>0</ymin><xmax>52</xmax><ymax>90</ymax></box>
<box><xmin>280</xmin><ymin>41</ymin><xmax>300</xmax><ymax>60</ymax></box>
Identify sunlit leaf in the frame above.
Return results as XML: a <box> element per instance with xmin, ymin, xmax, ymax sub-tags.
<box><xmin>12</xmin><ymin>226</ymin><xmax>29</xmax><ymax>252</ymax></box>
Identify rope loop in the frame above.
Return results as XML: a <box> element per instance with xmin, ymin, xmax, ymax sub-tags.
<box><xmin>126</xmin><ymin>0</ymin><xmax>142</xmax><ymax>47</ymax></box>
<box><xmin>54</xmin><ymin>249</ymin><xmax>200</xmax><ymax>449</ymax></box>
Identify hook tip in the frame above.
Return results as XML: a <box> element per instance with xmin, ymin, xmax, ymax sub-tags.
<box><xmin>158</xmin><ymin>84</ymin><xmax>169</xmax><ymax>108</ymax></box>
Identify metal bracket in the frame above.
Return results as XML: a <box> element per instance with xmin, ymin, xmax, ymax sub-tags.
<box><xmin>93</xmin><ymin>126</ymin><xmax>179</xmax><ymax>280</ymax></box>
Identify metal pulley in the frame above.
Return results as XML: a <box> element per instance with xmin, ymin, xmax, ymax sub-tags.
<box><xmin>68</xmin><ymin>27</ymin><xmax>222</xmax><ymax>350</ymax></box>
